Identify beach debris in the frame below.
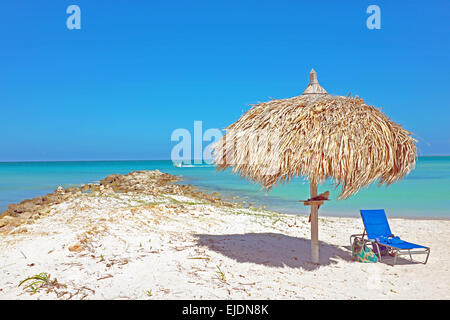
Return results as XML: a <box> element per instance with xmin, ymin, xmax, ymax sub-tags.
<box><xmin>97</xmin><ymin>274</ymin><xmax>113</xmax><ymax>281</ymax></box>
<box><xmin>7</xmin><ymin>226</ymin><xmax>28</xmax><ymax>235</ymax></box>
<box><xmin>18</xmin><ymin>272</ymin><xmax>66</xmax><ymax>294</ymax></box>
<box><xmin>188</xmin><ymin>257</ymin><xmax>211</xmax><ymax>261</ymax></box>
<box><xmin>68</xmin><ymin>244</ymin><xmax>84</xmax><ymax>252</ymax></box>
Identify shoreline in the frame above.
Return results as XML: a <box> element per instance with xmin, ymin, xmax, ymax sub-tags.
<box><xmin>3</xmin><ymin>181</ymin><xmax>449</xmax><ymax>223</ymax></box>
<box><xmin>1</xmin><ymin>169</ymin><xmax>449</xmax><ymax>228</ymax></box>
<box><xmin>179</xmin><ymin>185</ymin><xmax>450</xmax><ymax>221</ymax></box>
<box><xmin>1</xmin><ymin>160</ymin><xmax>449</xmax><ymax>220</ymax></box>
<box><xmin>0</xmin><ymin>170</ymin><xmax>236</xmax><ymax>229</ymax></box>
<box><xmin>0</xmin><ymin>170</ymin><xmax>449</xmax><ymax>299</ymax></box>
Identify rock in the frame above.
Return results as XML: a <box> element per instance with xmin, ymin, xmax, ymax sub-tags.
<box><xmin>20</xmin><ymin>212</ymin><xmax>33</xmax><ymax>219</ymax></box>
<box><xmin>32</xmin><ymin>196</ymin><xmax>45</xmax><ymax>205</ymax></box>
<box><xmin>100</xmin><ymin>174</ymin><xmax>122</xmax><ymax>186</ymax></box>
<box><xmin>39</xmin><ymin>208</ymin><xmax>52</xmax><ymax>216</ymax></box>
<box><xmin>43</xmin><ymin>194</ymin><xmax>57</xmax><ymax>204</ymax></box>
<box><xmin>0</xmin><ymin>218</ymin><xmax>9</xmax><ymax>228</ymax></box>
<box><xmin>0</xmin><ymin>216</ymin><xmax>20</xmax><ymax>228</ymax></box>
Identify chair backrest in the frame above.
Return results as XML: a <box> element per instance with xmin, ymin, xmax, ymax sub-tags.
<box><xmin>360</xmin><ymin>209</ymin><xmax>392</xmax><ymax>240</ymax></box>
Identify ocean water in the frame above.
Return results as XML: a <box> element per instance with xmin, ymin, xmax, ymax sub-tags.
<box><xmin>0</xmin><ymin>157</ymin><xmax>449</xmax><ymax>219</ymax></box>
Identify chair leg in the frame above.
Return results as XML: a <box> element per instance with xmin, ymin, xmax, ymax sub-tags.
<box><xmin>393</xmin><ymin>251</ymin><xmax>398</xmax><ymax>266</ymax></box>
<box><xmin>424</xmin><ymin>249</ymin><xmax>430</xmax><ymax>264</ymax></box>
<box><xmin>374</xmin><ymin>242</ymin><xmax>382</xmax><ymax>262</ymax></box>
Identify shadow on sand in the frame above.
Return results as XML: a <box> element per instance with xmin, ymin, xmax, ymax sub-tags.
<box><xmin>194</xmin><ymin>232</ymin><xmax>352</xmax><ymax>271</ymax></box>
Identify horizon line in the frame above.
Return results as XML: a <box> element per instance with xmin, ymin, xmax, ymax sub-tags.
<box><xmin>1</xmin><ymin>155</ymin><xmax>450</xmax><ymax>163</ymax></box>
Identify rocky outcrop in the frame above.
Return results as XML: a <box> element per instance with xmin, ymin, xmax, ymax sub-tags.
<box><xmin>99</xmin><ymin>170</ymin><xmax>180</xmax><ymax>194</ymax></box>
<box><xmin>0</xmin><ymin>170</ymin><xmax>235</xmax><ymax>234</ymax></box>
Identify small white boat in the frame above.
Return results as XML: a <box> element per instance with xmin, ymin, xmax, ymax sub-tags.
<box><xmin>173</xmin><ymin>162</ymin><xmax>213</xmax><ymax>168</ymax></box>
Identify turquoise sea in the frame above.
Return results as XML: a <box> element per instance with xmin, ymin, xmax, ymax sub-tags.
<box><xmin>0</xmin><ymin>157</ymin><xmax>449</xmax><ymax>219</ymax></box>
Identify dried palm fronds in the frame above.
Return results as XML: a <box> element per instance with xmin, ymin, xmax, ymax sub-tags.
<box><xmin>213</xmin><ymin>72</ymin><xmax>417</xmax><ymax>199</ymax></box>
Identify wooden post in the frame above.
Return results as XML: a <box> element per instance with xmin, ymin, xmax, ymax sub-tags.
<box><xmin>310</xmin><ymin>180</ymin><xmax>319</xmax><ymax>264</ymax></box>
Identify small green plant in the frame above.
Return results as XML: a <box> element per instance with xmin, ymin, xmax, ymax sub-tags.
<box><xmin>99</xmin><ymin>255</ymin><xmax>105</xmax><ymax>262</ymax></box>
<box><xmin>18</xmin><ymin>272</ymin><xmax>65</xmax><ymax>294</ymax></box>
<box><xmin>147</xmin><ymin>290</ymin><xmax>152</xmax><ymax>296</ymax></box>
<box><xmin>216</xmin><ymin>266</ymin><xmax>226</xmax><ymax>283</ymax></box>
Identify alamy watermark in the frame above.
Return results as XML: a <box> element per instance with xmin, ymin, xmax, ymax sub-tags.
<box><xmin>65</xmin><ymin>5</ymin><xmax>379</xmax><ymax>31</ymax></box>
<box><xmin>171</xmin><ymin>121</ymin><xmax>222</xmax><ymax>165</ymax></box>
<box><xmin>66</xmin><ymin>5</ymin><xmax>81</xmax><ymax>30</ymax></box>
<box><xmin>366</xmin><ymin>5</ymin><xmax>381</xmax><ymax>30</ymax></box>
<box><xmin>170</xmin><ymin>121</ymin><xmax>286</xmax><ymax>176</ymax></box>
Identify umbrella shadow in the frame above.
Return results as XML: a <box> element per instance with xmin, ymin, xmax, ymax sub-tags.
<box><xmin>194</xmin><ymin>232</ymin><xmax>351</xmax><ymax>271</ymax></box>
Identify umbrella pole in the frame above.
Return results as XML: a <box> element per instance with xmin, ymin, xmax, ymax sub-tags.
<box><xmin>310</xmin><ymin>180</ymin><xmax>319</xmax><ymax>264</ymax></box>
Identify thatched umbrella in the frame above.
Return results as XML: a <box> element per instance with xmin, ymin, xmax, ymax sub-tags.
<box><xmin>213</xmin><ymin>69</ymin><xmax>417</xmax><ymax>264</ymax></box>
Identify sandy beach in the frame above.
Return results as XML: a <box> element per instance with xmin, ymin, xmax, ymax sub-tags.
<box><xmin>0</xmin><ymin>170</ymin><xmax>448</xmax><ymax>300</ymax></box>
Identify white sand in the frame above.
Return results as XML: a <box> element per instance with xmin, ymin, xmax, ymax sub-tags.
<box><xmin>0</xmin><ymin>191</ymin><xmax>449</xmax><ymax>300</ymax></box>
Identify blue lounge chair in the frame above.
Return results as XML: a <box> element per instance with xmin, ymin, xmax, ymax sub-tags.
<box><xmin>350</xmin><ymin>209</ymin><xmax>430</xmax><ymax>265</ymax></box>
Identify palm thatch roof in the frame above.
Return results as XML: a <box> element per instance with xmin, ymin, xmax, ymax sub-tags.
<box><xmin>214</xmin><ymin>70</ymin><xmax>417</xmax><ymax>199</ymax></box>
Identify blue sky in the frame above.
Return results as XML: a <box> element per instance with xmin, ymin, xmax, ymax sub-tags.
<box><xmin>0</xmin><ymin>0</ymin><xmax>449</xmax><ymax>161</ymax></box>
